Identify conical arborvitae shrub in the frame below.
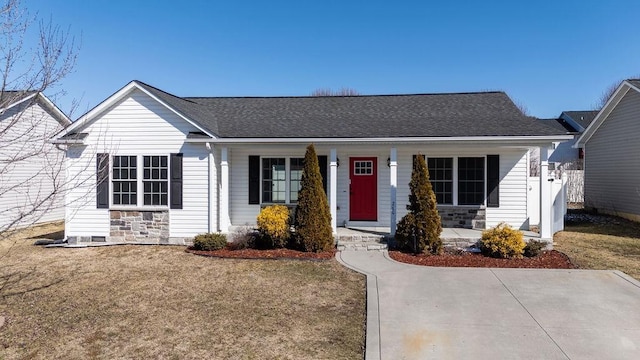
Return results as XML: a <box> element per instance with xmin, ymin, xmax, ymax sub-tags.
<box><xmin>395</xmin><ymin>154</ymin><xmax>443</xmax><ymax>254</ymax></box>
<box><xmin>293</xmin><ymin>144</ymin><xmax>334</xmax><ymax>252</ymax></box>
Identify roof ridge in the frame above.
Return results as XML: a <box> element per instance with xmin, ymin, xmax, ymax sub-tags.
<box><xmin>133</xmin><ymin>80</ymin><xmax>198</xmax><ymax>104</ymax></box>
<box><xmin>184</xmin><ymin>91</ymin><xmax>506</xmax><ymax>100</ymax></box>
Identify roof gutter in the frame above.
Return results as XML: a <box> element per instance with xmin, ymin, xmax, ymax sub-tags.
<box><xmin>185</xmin><ymin>135</ymin><xmax>574</xmax><ymax>145</ymax></box>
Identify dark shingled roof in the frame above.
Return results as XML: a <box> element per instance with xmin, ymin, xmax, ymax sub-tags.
<box><xmin>627</xmin><ymin>79</ymin><xmax>640</xmax><ymax>89</ymax></box>
<box><xmin>537</xmin><ymin>118</ymin><xmax>577</xmax><ymax>133</ymax></box>
<box><xmin>562</xmin><ymin>110</ymin><xmax>599</xmax><ymax>130</ymax></box>
<box><xmin>0</xmin><ymin>90</ymin><xmax>37</xmax><ymax>108</ymax></box>
<box><xmin>135</xmin><ymin>81</ymin><xmax>567</xmax><ymax>139</ymax></box>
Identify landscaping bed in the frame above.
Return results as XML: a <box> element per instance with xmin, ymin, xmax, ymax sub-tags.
<box><xmin>388</xmin><ymin>250</ymin><xmax>575</xmax><ymax>269</ymax></box>
<box><xmin>188</xmin><ymin>247</ymin><xmax>336</xmax><ymax>260</ymax></box>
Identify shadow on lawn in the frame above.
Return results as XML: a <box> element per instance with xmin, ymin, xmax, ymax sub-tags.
<box><xmin>0</xmin><ymin>266</ymin><xmax>64</xmax><ymax>299</ymax></box>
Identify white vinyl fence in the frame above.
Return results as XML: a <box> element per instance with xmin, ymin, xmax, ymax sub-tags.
<box><xmin>527</xmin><ymin>173</ymin><xmax>567</xmax><ymax>234</ymax></box>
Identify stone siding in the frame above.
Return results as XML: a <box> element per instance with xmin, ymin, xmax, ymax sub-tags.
<box><xmin>438</xmin><ymin>206</ymin><xmax>486</xmax><ymax>229</ymax></box>
<box><xmin>110</xmin><ymin>210</ymin><xmax>170</xmax><ymax>243</ymax></box>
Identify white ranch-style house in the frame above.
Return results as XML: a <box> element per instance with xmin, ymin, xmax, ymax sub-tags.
<box><xmin>53</xmin><ymin>81</ymin><xmax>572</xmax><ymax>244</ymax></box>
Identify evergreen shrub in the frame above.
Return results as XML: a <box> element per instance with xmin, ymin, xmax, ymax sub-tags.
<box><xmin>479</xmin><ymin>223</ymin><xmax>525</xmax><ymax>259</ymax></box>
<box><xmin>293</xmin><ymin>144</ymin><xmax>334</xmax><ymax>252</ymax></box>
<box><xmin>256</xmin><ymin>205</ymin><xmax>291</xmax><ymax>248</ymax></box>
<box><xmin>395</xmin><ymin>154</ymin><xmax>443</xmax><ymax>254</ymax></box>
<box><xmin>193</xmin><ymin>233</ymin><xmax>227</xmax><ymax>251</ymax></box>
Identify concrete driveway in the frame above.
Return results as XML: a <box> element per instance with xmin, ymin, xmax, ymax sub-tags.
<box><xmin>337</xmin><ymin>251</ymin><xmax>640</xmax><ymax>360</ymax></box>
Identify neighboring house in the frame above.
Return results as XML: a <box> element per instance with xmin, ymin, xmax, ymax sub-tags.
<box><xmin>0</xmin><ymin>91</ymin><xmax>71</xmax><ymax>231</ymax></box>
<box><xmin>53</xmin><ymin>81</ymin><xmax>572</xmax><ymax>244</ymax></box>
<box><xmin>576</xmin><ymin>79</ymin><xmax>640</xmax><ymax>221</ymax></box>
<box><xmin>537</xmin><ymin>110</ymin><xmax>598</xmax><ymax>170</ymax></box>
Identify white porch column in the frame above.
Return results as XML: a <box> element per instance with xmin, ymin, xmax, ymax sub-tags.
<box><xmin>389</xmin><ymin>148</ymin><xmax>398</xmax><ymax>235</ymax></box>
<box><xmin>220</xmin><ymin>147</ymin><xmax>231</xmax><ymax>233</ymax></box>
<box><xmin>330</xmin><ymin>148</ymin><xmax>338</xmax><ymax>234</ymax></box>
<box><xmin>206</xmin><ymin>143</ymin><xmax>216</xmax><ymax>233</ymax></box>
<box><xmin>539</xmin><ymin>145</ymin><xmax>552</xmax><ymax>240</ymax></box>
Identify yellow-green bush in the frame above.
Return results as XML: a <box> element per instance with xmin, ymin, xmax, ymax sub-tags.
<box><xmin>193</xmin><ymin>233</ymin><xmax>227</xmax><ymax>251</ymax></box>
<box><xmin>479</xmin><ymin>223</ymin><xmax>525</xmax><ymax>259</ymax></box>
<box><xmin>257</xmin><ymin>205</ymin><xmax>291</xmax><ymax>248</ymax></box>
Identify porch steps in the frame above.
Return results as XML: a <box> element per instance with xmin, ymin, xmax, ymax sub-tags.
<box><xmin>335</xmin><ymin>228</ymin><xmax>388</xmax><ymax>251</ymax></box>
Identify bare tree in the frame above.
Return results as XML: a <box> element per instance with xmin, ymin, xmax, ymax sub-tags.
<box><xmin>0</xmin><ymin>0</ymin><xmax>78</xmax><ymax>240</ymax></box>
<box><xmin>594</xmin><ymin>76</ymin><xmax>640</xmax><ymax>110</ymax></box>
<box><xmin>310</xmin><ymin>87</ymin><xmax>360</xmax><ymax>96</ymax></box>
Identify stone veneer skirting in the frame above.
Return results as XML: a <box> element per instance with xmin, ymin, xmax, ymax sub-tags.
<box><xmin>109</xmin><ymin>210</ymin><xmax>170</xmax><ymax>242</ymax></box>
<box><xmin>437</xmin><ymin>206</ymin><xmax>486</xmax><ymax>229</ymax></box>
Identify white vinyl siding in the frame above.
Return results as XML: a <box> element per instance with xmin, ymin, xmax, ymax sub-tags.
<box><xmin>584</xmin><ymin>89</ymin><xmax>640</xmax><ymax>216</ymax></box>
<box><xmin>0</xmin><ymin>100</ymin><xmax>66</xmax><ymax>229</ymax></box>
<box><xmin>64</xmin><ymin>89</ymin><xmax>210</xmax><ymax>239</ymax></box>
<box><xmin>485</xmin><ymin>151</ymin><xmax>528</xmax><ymax>228</ymax></box>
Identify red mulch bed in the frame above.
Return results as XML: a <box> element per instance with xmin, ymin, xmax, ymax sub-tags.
<box><xmin>187</xmin><ymin>247</ymin><xmax>336</xmax><ymax>260</ymax></box>
<box><xmin>389</xmin><ymin>250</ymin><xmax>575</xmax><ymax>269</ymax></box>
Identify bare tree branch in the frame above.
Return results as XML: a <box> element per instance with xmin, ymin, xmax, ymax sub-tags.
<box><xmin>0</xmin><ymin>0</ymin><xmax>79</xmax><ymax>241</ymax></box>
<box><xmin>310</xmin><ymin>87</ymin><xmax>360</xmax><ymax>96</ymax></box>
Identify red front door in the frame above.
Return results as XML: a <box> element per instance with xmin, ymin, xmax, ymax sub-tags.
<box><xmin>349</xmin><ymin>157</ymin><xmax>377</xmax><ymax>221</ymax></box>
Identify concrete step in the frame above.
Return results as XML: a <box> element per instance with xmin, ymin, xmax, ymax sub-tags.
<box><xmin>337</xmin><ymin>241</ymin><xmax>388</xmax><ymax>251</ymax></box>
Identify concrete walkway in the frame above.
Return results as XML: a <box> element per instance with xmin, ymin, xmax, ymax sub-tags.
<box><xmin>337</xmin><ymin>250</ymin><xmax>640</xmax><ymax>360</ymax></box>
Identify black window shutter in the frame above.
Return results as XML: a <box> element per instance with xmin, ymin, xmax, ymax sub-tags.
<box><xmin>318</xmin><ymin>155</ymin><xmax>328</xmax><ymax>194</ymax></box>
<box><xmin>96</xmin><ymin>153</ymin><xmax>109</xmax><ymax>209</ymax></box>
<box><xmin>487</xmin><ymin>155</ymin><xmax>500</xmax><ymax>208</ymax></box>
<box><xmin>170</xmin><ymin>153</ymin><xmax>183</xmax><ymax>209</ymax></box>
<box><xmin>248</xmin><ymin>155</ymin><xmax>260</xmax><ymax>204</ymax></box>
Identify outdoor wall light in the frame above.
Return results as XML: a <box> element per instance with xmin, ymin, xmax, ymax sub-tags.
<box><xmin>387</xmin><ymin>157</ymin><xmax>391</xmax><ymax>167</ymax></box>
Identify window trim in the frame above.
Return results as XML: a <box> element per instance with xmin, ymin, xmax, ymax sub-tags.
<box><xmin>260</xmin><ymin>156</ymin><xmax>305</xmax><ymax>205</ymax></box>
<box><xmin>426</xmin><ymin>157</ymin><xmax>454</xmax><ymax>205</ymax></box>
<box><xmin>110</xmin><ymin>154</ymin><xmax>171</xmax><ymax>209</ymax></box>
<box><xmin>424</xmin><ymin>155</ymin><xmax>487</xmax><ymax>207</ymax></box>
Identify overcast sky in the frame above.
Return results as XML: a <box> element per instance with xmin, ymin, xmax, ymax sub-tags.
<box><xmin>30</xmin><ymin>0</ymin><xmax>640</xmax><ymax>119</ymax></box>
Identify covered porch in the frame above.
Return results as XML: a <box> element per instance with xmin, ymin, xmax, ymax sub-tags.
<box><xmin>214</xmin><ymin>143</ymin><xmax>560</xmax><ymax>242</ymax></box>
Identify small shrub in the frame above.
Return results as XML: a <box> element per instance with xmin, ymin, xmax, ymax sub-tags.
<box><xmin>479</xmin><ymin>223</ymin><xmax>525</xmax><ymax>259</ymax></box>
<box><xmin>193</xmin><ymin>233</ymin><xmax>227</xmax><ymax>251</ymax></box>
<box><xmin>524</xmin><ymin>239</ymin><xmax>546</xmax><ymax>257</ymax></box>
<box><xmin>257</xmin><ymin>205</ymin><xmax>291</xmax><ymax>248</ymax></box>
<box><xmin>229</xmin><ymin>227</ymin><xmax>257</xmax><ymax>250</ymax></box>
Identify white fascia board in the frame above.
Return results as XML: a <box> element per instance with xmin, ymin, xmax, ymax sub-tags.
<box><xmin>575</xmin><ymin>82</ymin><xmax>636</xmax><ymax>147</ymax></box>
<box><xmin>56</xmin><ymin>81</ymin><xmax>216</xmax><ymax>139</ymax></box>
<box><xmin>36</xmin><ymin>93</ymin><xmax>72</xmax><ymax>126</ymax></box>
<box><xmin>57</xmin><ymin>81</ymin><xmax>141</xmax><ymax>137</ymax></box>
<box><xmin>186</xmin><ymin>135</ymin><xmax>574</xmax><ymax>145</ymax></box>
<box><xmin>50</xmin><ymin>138</ymin><xmax>85</xmax><ymax>145</ymax></box>
<box><xmin>132</xmin><ymin>82</ymin><xmax>216</xmax><ymax>138</ymax></box>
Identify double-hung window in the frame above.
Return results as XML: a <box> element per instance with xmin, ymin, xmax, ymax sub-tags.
<box><xmin>427</xmin><ymin>157</ymin><xmax>453</xmax><ymax>204</ymax></box>
<box><xmin>143</xmin><ymin>156</ymin><xmax>168</xmax><ymax>206</ymax></box>
<box><xmin>262</xmin><ymin>157</ymin><xmax>304</xmax><ymax>204</ymax></box>
<box><xmin>111</xmin><ymin>155</ymin><xmax>169</xmax><ymax>207</ymax></box>
<box><xmin>112</xmin><ymin>156</ymin><xmax>137</xmax><ymax>205</ymax></box>
<box><xmin>458</xmin><ymin>157</ymin><xmax>485</xmax><ymax>205</ymax></box>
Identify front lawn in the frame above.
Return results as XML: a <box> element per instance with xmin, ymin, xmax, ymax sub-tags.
<box><xmin>554</xmin><ymin>212</ymin><xmax>640</xmax><ymax>281</ymax></box>
<box><xmin>0</xmin><ymin>224</ymin><xmax>365</xmax><ymax>359</ymax></box>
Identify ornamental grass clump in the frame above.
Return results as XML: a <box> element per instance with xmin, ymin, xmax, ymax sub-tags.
<box><xmin>193</xmin><ymin>233</ymin><xmax>228</xmax><ymax>251</ymax></box>
<box><xmin>293</xmin><ymin>144</ymin><xmax>334</xmax><ymax>252</ymax></box>
<box><xmin>479</xmin><ymin>223</ymin><xmax>525</xmax><ymax>259</ymax></box>
<box><xmin>395</xmin><ymin>154</ymin><xmax>443</xmax><ymax>254</ymax></box>
<box><xmin>256</xmin><ymin>205</ymin><xmax>291</xmax><ymax>248</ymax></box>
